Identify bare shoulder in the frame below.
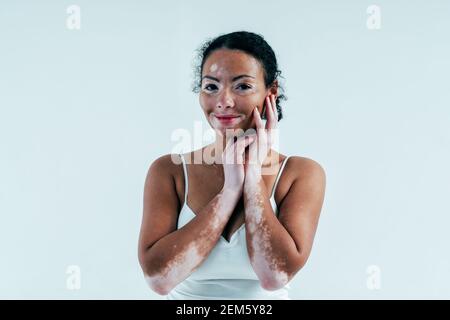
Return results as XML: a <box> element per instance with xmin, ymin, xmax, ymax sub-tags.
<box><xmin>145</xmin><ymin>153</ymin><xmax>183</xmax><ymax>181</ymax></box>
<box><xmin>284</xmin><ymin>156</ymin><xmax>326</xmax><ymax>183</ymax></box>
<box><xmin>143</xmin><ymin>153</ymin><xmax>186</xmax><ymax>203</ymax></box>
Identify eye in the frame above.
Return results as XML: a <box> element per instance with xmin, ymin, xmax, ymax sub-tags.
<box><xmin>203</xmin><ymin>84</ymin><xmax>218</xmax><ymax>91</ymax></box>
<box><xmin>237</xmin><ymin>83</ymin><xmax>252</xmax><ymax>90</ymax></box>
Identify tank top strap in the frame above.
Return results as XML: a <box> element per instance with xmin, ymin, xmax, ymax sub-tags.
<box><xmin>270</xmin><ymin>156</ymin><xmax>290</xmax><ymax>199</ymax></box>
<box><xmin>179</xmin><ymin>154</ymin><xmax>188</xmax><ymax>204</ymax></box>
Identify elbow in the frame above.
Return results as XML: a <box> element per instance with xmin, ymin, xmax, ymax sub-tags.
<box><xmin>260</xmin><ymin>276</ymin><xmax>288</xmax><ymax>291</ymax></box>
<box><xmin>150</xmin><ymin>282</ymin><xmax>172</xmax><ymax>296</ymax></box>
<box><xmin>139</xmin><ymin>252</ymin><xmax>173</xmax><ymax>295</ymax></box>
<box><xmin>140</xmin><ymin>261</ymin><xmax>174</xmax><ymax>295</ymax></box>
<box><xmin>144</xmin><ymin>273</ymin><xmax>173</xmax><ymax>296</ymax></box>
<box><xmin>260</xmin><ymin>270</ymin><xmax>290</xmax><ymax>291</ymax></box>
<box><xmin>260</xmin><ymin>257</ymin><xmax>307</xmax><ymax>291</ymax></box>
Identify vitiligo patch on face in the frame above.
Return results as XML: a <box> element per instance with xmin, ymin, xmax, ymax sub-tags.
<box><xmin>209</xmin><ymin>63</ymin><xmax>218</xmax><ymax>72</ymax></box>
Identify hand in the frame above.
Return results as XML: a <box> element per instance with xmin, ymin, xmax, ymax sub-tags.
<box><xmin>222</xmin><ymin>133</ymin><xmax>257</xmax><ymax>193</ymax></box>
<box><xmin>246</xmin><ymin>94</ymin><xmax>278</xmax><ymax>173</ymax></box>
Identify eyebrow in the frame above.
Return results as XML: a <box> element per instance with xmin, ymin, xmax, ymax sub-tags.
<box><xmin>201</xmin><ymin>74</ymin><xmax>255</xmax><ymax>82</ymax></box>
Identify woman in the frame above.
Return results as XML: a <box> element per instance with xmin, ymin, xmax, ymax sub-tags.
<box><xmin>138</xmin><ymin>31</ymin><xmax>326</xmax><ymax>299</ymax></box>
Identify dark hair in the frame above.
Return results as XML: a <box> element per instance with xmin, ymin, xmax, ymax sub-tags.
<box><xmin>192</xmin><ymin>31</ymin><xmax>287</xmax><ymax>121</ymax></box>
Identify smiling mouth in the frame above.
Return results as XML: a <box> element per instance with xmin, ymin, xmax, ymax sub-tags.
<box><xmin>214</xmin><ymin>114</ymin><xmax>241</xmax><ymax>125</ymax></box>
<box><xmin>215</xmin><ymin>115</ymin><xmax>240</xmax><ymax>119</ymax></box>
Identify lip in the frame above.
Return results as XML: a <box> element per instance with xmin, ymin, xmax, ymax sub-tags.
<box><xmin>215</xmin><ymin>114</ymin><xmax>240</xmax><ymax>119</ymax></box>
<box><xmin>214</xmin><ymin>114</ymin><xmax>241</xmax><ymax>125</ymax></box>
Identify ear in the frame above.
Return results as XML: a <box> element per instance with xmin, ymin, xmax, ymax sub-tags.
<box><xmin>268</xmin><ymin>80</ymin><xmax>279</xmax><ymax>97</ymax></box>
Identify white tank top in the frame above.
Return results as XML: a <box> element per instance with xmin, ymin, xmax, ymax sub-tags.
<box><xmin>166</xmin><ymin>154</ymin><xmax>291</xmax><ymax>300</ymax></box>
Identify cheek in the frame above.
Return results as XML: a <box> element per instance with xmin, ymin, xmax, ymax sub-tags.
<box><xmin>239</xmin><ymin>94</ymin><xmax>263</xmax><ymax>113</ymax></box>
<box><xmin>199</xmin><ymin>94</ymin><xmax>213</xmax><ymax>111</ymax></box>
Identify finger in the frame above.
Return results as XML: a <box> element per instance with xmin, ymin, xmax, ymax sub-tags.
<box><xmin>254</xmin><ymin>106</ymin><xmax>264</xmax><ymax>130</ymax></box>
<box><xmin>266</xmin><ymin>95</ymin><xmax>276</xmax><ymax>130</ymax></box>
<box><xmin>234</xmin><ymin>134</ymin><xmax>256</xmax><ymax>164</ymax></box>
<box><xmin>223</xmin><ymin>136</ymin><xmax>234</xmax><ymax>156</ymax></box>
<box><xmin>271</xmin><ymin>95</ymin><xmax>278</xmax><ymax>122</ymax></box>
<box><xmin>236</xmin><ymin>134</ymin><xmax>256</xmax><ymax>154</ymax></box>
<box><xmin>225</xmin><ymin>136</ymin><xmax>234</xmax><ymax>150</ymax></box>
<box><xmin>223</xmin><ymin>135</ymin><xmax>237</xmax><ymax>164</ymax></box>
<box><xmin>235</xmin><ymin>132</ymin><xmax>256</xmax><ymax>146</ymax></box>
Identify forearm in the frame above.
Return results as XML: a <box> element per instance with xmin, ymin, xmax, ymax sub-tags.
<box><xmin>243</xmin><ymin>169</ymin><xmax>300</xmax><ymax>290</ymax></box>
<box><xmin>141</xmin><ymin>187</ymin><xmax>240</xmax><ymax>295</ymax></box>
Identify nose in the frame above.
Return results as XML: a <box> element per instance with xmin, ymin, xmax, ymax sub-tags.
<box><xmin>216</xmin><ymin>88</ymin><xmax>235</xmax><ymax>110</ymax></box>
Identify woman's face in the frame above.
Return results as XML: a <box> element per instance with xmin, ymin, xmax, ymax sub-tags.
<box><xmin>199</xmin><ymin>49</ymin><xmax>274</xmax><ymax>135</ymax></box>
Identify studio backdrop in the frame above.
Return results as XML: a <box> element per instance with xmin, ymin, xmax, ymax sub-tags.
<box><xmin>1</xmin><ymin>0</ymin><xmax>449</xmax><ymax>299</ymax></box>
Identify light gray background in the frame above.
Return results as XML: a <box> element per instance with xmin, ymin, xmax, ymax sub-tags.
<box><xmin>1</xmin><ymin>0</ymin><xmax>449</xmax><ymax>299</ymax></box>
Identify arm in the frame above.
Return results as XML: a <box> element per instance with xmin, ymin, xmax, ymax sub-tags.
<box><xmin>243</xmin><ymin>157</ymin><xmax>326</xmax><ymax>290</ymax></box>
<box><xmin>138</xmin><ymin>155</ymin><xmax>240</xmax><ymax>295</ymax></box>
